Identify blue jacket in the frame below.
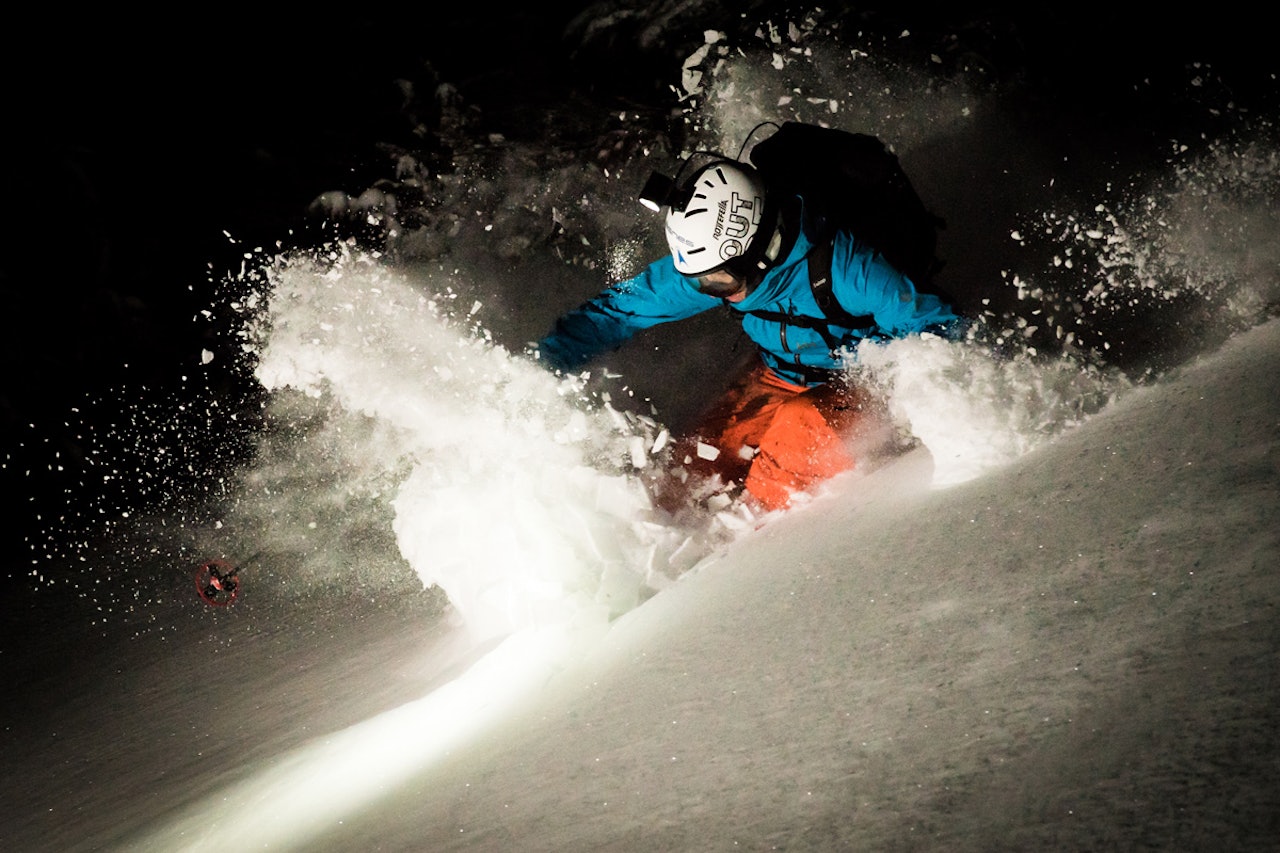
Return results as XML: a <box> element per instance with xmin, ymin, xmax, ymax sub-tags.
<box><xmin>538</xmin><ymin>211</ymin><xmax>960</xmax><ymax>387</ymax></box>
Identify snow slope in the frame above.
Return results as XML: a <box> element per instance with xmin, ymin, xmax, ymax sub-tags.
<box><xmin>66</xmin><ymin>317</ymin><xmax>1274</xmax><ymax>851</ymax></box>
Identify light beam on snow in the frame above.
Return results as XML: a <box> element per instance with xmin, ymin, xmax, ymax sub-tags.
<box><xmin>128</xmin><ymin>620</ymin><xmax>604</xmax><ymax>851</ymax></box>
<box><xmin>130</xmin><ymin>246</ymin><xmax>751</xmax><ymax>850</ymax></box>
<box><xmin>125</xmin><ymin>245</ymin><xmax>751</xmax><ymax>848</ymax></box>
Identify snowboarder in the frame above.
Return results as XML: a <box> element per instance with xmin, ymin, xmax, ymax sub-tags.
<box><xmin>533</xmin><ymin>128</ymin><xmax>963</xmax><ymax>515</ymax></box>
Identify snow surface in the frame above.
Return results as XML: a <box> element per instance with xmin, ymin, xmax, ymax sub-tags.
<box><xmin>4</xmin><ymin>5</ymin><xmax>1280</xmax><ymax>851</ymax></box>
<box><xmin>5</xmin><ymin>314</ymin><xmax>1279</xmax><ymax>850</ymax></box>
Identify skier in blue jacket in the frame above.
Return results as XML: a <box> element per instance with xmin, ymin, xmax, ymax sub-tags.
<box><xmin>535</xmin><ymin>153</ymin><xmax>961</xmax><ymax>514</ymax></box>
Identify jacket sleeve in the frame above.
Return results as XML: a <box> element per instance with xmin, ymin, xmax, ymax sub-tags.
<box><xmin>831</xmin><ymin>233</ymin><xmax>962</xmax><ymax>339</ymax></box>
<box><xmin>535</xmin><ymin>258</ymin><xmax>721</xmax><ymax>372</ymax></box>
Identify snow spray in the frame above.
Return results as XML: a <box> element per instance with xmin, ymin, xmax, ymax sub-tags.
<box><xmin>237</xmin><ymin>243</ymin><xmax>694</xmax><ymax>642</ymax></box>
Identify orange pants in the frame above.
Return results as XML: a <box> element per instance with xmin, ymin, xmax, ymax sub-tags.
<box><xmin>656</xmin><ymin>363</ymin><xmax>882</xmax><ymax>513</ymax></box>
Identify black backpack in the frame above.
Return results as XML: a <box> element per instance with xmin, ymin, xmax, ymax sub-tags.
<box><xmin>732</xmin><ymin>123</ymin><xmax>948</xmax><ymax>379</ymax></box>
<box><xmin>749</xmin><ymin>122</ymin><xmax>945</xmax><ymax>294</ymax></box>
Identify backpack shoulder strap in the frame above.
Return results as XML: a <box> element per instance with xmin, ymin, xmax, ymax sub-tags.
<box><xmin>807</xmin><ymin>238</ymin><xmax>873</xmax><ymax>331</ymax></box>
<box><xmin>738</xmin><ymin>234</ymin><xmax>875</xmax><ymax>360</ymax></box>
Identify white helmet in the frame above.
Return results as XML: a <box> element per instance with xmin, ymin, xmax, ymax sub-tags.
<box><xmin>663</xmin><ymin>161</ymin><xmax>767</xmax><ymax>276</ymax></box>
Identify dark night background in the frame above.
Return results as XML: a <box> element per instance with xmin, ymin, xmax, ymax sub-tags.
<box><xmin>3</xmin><ymin>5</ymin><xmax>1274</xmax><ymax>558</ymax></box>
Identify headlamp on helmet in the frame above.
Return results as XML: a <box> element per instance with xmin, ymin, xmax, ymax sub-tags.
<box><xmin>638</xmin><ymin>171</ymin><xmax>688</xmax><ymax>212</ymax></box>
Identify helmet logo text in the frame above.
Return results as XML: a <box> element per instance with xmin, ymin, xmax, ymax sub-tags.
<box><xmin>715</xmin><ymin>192</ymin><xmax>761</xmax><ymax>260</ymax></box>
